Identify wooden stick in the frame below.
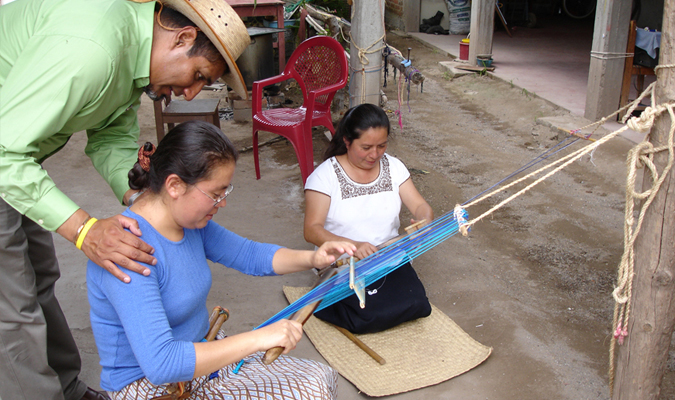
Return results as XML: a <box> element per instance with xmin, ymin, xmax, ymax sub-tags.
<box><xmin>557</xmin><ymin>127</ymin><xmax>597</xmax><ymax>142</ymax></box>
<box><xmin>495</xmin><ymin>3</ymin><xmax>512</xmax><ymax>38</ymax></box>
<box><xmin>262</xmin><ymin>269</ymin><xmax>339</xmax><ymax>365</ymax></box>
<box><xmin>454</xmin><ymin>64</ymin><xmax>496</xmax><ymax>72</ymax></box>
<box><xmin>353</xmin><ymin>277</ymin><xmax>366</xmax><ymax>309</ymax></box>
<box><xmin>303</xmin><ymin>4</ymin><xmax>351</xmax><ymax>41</ymax></box>
<box><xmin>262</xmin><ymin>304</ymin><xmax>317</xmax><ymax>364</ymax></box>
<box><xmin>404</xmin><ymin>219</ymin><xmax>428</xmax><ymax>234</ymax></box>
<box><xmin>205</xmin><ymin>308</ymin><xmax>229</xmax><ymax>342</ymax></box>
<box><xmin>386</xmin><ymin>47</ymin><xmax>425</xmax><ymax>85</ymax></box>
<box><xmin>239</xmin><ymin>136</ymin><xmax>285</xmax><ymax>153</ymax></box>
<box><xmin>333</xmin><ymin>325</ymin><xmax>386</xmax><ymax>365</ymax></box>
<box><xmin>378</xmin><ymin>219</ymin><xmax>428</xmax><ymax>249</ymax></box>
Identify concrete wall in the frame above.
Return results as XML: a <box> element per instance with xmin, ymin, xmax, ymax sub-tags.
<box><xmin>385</xmin><ymin>0</ymin><xmax>450</xmax><ymax>31</ymax></box>
<box><xmin>421</xmin><ymin>0</ymin><xmax>450</xmax><ymax>30</ymax></box>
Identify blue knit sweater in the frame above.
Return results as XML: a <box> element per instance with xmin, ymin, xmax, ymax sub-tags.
<box><xmin>87</xmin><ymin>209</ymin><xmax>281</xmax><ymax>391</ymax></box>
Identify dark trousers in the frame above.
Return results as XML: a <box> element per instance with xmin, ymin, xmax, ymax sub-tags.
<box><xmin>0</xmin><ymin>199</ymin><xmax>86</xmax><ymax>400</ymax></box>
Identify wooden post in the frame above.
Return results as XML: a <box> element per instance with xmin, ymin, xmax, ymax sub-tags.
<box><xmin>349</xmin><ymin>0</ymin><xmax>385</xmax><ymax>106</ymax></box>
<box><xmin>612</xmin><ymin>2</ymin><xmax>675</xmax><ymax>399</ymax></box>
<box><xmin>584</xmin><ymin>0</ymin><xmax>632</xmax><ymax>120</ymax></box>
<box><xmin>468</xmin><ymin>0</ymin><xmax>496</xmax><ymax>67</ymax></box>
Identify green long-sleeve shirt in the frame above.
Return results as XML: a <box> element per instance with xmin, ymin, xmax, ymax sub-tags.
<box><xmin>0</xmin><ymin>0</ymin><xmax>155</xmax><ymax>231</ymax></box>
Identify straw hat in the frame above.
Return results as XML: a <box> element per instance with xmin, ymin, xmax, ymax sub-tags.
<box><xmin>131</xmin><ymin>0</ymin><xmax>250</xmax><ymax>99</ymax></box>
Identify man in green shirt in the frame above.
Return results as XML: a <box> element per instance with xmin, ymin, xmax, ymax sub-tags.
<box><xmin>0</xmin><ymin>0</ymin><xmax>249</xmax><ymax>399</ymax></box>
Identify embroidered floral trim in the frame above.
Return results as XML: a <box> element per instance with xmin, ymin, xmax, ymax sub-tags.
<box><xmin>331</xmin><ymin>155</ymin><xmax>393</xmax><ymax>200</ymax></box>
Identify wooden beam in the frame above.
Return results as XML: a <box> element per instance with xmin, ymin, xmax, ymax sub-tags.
<box><xmin>385</xmin><ymin>46</ymin><xmax>425</xmax><ymax>85</ymax></box>
<box><xmin>611</xmin><ymin>1</ymin><xmax>675</xmax><ymax>398</ymax></box>
<box><xmin>584</xmin><ymin>0</ymin><xmax>632</xmax><ymax>120</ymax></box>
<box><xmin>304</xmin><ymin>4</ymin><xmax>350</xmax><ymax>42</ymax></box>
<box><xmin>468</xmin><ymin>0</ymin><xmax>496</xmax><ymax>67</ymax></box>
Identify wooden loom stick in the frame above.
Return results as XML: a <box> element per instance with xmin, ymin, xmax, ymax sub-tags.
<box><xmin>333</xmin><ymin>325</ymin><xmax>386</xmax><ymax>365</ymax></box>
<box><xmin>557</xmin><ymin>127</ymin><xmax>597</xmax><ymax>142</ymax></box>
<box><xmin>378</xmin><ymin>219</ymin><xmax>428</xmax><ymax>249</ymax></box>
<box><xmin>350</xmin><ymin>256</ymin><xmax>367</xmax><ymax>308</ymax></box>
<box><xmin>205</xmin><ymin>306</ymin><xmax>229</xmax><ymax>342</ymax></box>
<box><xmin>262</xmin><ymin>268</ymin><xmax>339</xmax><ymax>365</ymax></box>
<box><xmin>404</xmin><ymin>219</ymin><xmax>428</xmax><ymax>234</ymax></box>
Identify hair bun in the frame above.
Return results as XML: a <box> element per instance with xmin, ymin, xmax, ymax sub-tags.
<box><xmin>138</xmin><ymin>142</ymin><xmax>156</xmax><ymax>172</ymax></box>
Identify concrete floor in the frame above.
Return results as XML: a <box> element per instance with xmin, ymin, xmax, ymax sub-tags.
<box><xmin>408</xmin><ymin>14</ymin><xmax>655</xmax><ymax>144</ymax></box>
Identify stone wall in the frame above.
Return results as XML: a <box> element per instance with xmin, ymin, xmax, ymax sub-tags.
<box><xmin>385</xmin><ymin>0</ymin><xmax>406</xmax><ymax>31</ymax></box>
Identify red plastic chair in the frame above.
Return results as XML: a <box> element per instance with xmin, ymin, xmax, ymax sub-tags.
<box><xmin>252</xmin><ymin>36</ymin><xmax>348</xmax><ymax>184</ymax></box>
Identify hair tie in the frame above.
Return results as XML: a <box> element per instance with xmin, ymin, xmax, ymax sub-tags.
<box><xmin>138</xmin><ymin>143</ymin><xmax>156</xmax><ymax>172</ymax></box>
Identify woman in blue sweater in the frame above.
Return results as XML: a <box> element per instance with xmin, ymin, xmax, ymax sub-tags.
<box><xmin>87</xmin><ymin>120</ymin><xmax>355</xmax><ymax>400</ymax></box>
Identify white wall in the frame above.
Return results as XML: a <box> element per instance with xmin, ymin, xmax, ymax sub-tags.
<box><xmin>421</xmin><ymin>0</ymin><xmax>450</xmax><ymax>30</ymax></box>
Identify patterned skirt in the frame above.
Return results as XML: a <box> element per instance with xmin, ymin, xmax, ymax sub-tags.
<box><xmin>107</xmin><ymin>333</ymin><xmax>338</xmax><ymax>400</ymax></box>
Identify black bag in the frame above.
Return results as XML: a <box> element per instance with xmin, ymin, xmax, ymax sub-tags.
<box><xmin>314</xmin><ymin>262</ymin><xmax>432</xmax><ymax>334</ymax></box>
<box><xmin>634</xmin><ymin>47</ymin><xmax>659</xmax><ymax>69</ymax></box>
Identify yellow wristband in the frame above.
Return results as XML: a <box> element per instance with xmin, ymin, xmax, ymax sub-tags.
<box><xmin>75</xmin><ymin>217</ymin><xmax>98</xmax><ymax>250</ymax></box>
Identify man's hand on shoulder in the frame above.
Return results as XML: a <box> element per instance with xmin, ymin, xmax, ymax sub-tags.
<box><xmin>57</xmin><ymin>210</ymin><xmax>155</xmax><ymax>283</ymax></box>
<box><xmin>82</xmin><ymin>215</ymin><xmax>155</xmax><ymax>282</ymax></box>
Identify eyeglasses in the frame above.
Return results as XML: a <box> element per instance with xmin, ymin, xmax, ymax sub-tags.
<box><xmin>195</xmin><ymin>184</ymin><xmax>234</xmax><ymax>207</ymax></box>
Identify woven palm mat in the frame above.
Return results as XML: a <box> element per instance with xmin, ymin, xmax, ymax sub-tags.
<box><xmin>283</xmin><ymin>286</ymin><xmax>492</xmax><ymax>397</ymax></box>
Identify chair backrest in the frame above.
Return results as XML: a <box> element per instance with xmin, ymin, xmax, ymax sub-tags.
<box><xmin>626</xmin><ymin>20</ymin><xmax>638</xmax><ymax>60</ymax></box>
<box><xmin>284</xmin><ymin>36</ymin><xmax>348</xmax><ymax>107</ymax></box>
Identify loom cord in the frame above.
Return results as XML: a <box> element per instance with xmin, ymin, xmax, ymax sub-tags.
<box><xmin>257</xmin><ymin>79</ymin><xmax>673</xmax><ymax>333</ymax></box>
<box><xmin>256</xmin><ymin>209</ymin><xmax>469</xmax><ymax>328</ymax></box>
<box><xmin>460</xmin><ymin>72</ymin><xmax>673</xmax><ymax>235</ymax></box>
<box><xmin>254</xmin><ymin>50</ymin><xmax>674</xmax><ymax>391</ymax></box>
<box><xmin>462</xmin><ymin>135</ymin><xmax>580</xmax><ymax>206</ymax></box>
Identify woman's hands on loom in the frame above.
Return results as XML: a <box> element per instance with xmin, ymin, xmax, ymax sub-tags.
<box><xmin>312</xmin><ymin>241</ymin><xmax>357</xmax><ymax>267</ymax></box>
<box><xmin>193</xmin><ymin>319</ymin><xmax>304</xmax><ymax>376</ymax></box>
<box><xmin>271</xmin><ymin>241</ymin><xmax>355</xmax><ymax>274</ymax></box>
<box><xmin>353</xmin><ymin>241</ymin><xmax>378</xmax><ymax>260</ymax></box>
<box><xmin>256</xmin><ymin>320</ymin><xmax>304</xmax><ymax>354</ymax></box>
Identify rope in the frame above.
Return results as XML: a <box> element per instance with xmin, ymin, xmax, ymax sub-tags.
<box><xmin>590</xmin><ymin>51</ymin><xmax>634</xmax><ymax>60</ymax></box>
<box><xmin>462</xmin><ymin>136</ymin><xmax>580</xmax><ymax>205</ymax></box>
<box><xmin>462</xmin><ymin>92</ymin><xmax>674</xmax><ymax>233</ymax></box>
<box><xmin>440</xmin><ymin>62</ymin><xmax>675</xmax><ymax>392</ymax></box>
<box><xmin>347</xmin><ymin>0</ymin><xmax>387</xmax><ymax>105</ymax></box>
<box><xmin>461</xmin><ymin>122</ymin><xmax>630</xmax><ymax>230</ymax></box>
<box><xmin>608</xmin><ymin>100</ymin><xmax>675</xmax><ymax>392</ymax></box>
<box><xmin>349</xmin><ymin>29</ymin><xmax>385</xmax><ymax>66</ymax></box>
<box><xmin>350</xmin><ymin>31</ymin><xmax>385</xmax><ymax>103</ymax></box>
<box><xmin>395</xmin><ymin>72</ymin><xmax>404</xmax><ymax>131</ymax></box>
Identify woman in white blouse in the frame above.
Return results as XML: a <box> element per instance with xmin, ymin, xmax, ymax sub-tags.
<box><xmin>303</xmin><ymin>104</ymin><xmax>434</xmax><ymax>334</ymax></box>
